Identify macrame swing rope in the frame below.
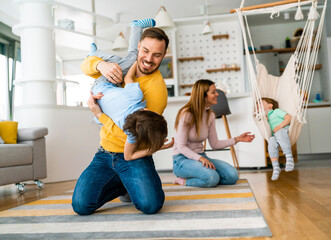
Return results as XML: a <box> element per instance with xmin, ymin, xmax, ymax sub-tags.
<box><xmin>234</xmin><ymin>0</ymin><xmax>327</xmax><ymax>145</ymax></box>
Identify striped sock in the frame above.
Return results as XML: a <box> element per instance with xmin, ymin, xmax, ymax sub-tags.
<box><xmin>271</xmin><ymin>161</ymin><xmax>281</xmax><ymax>181</ymax></box>
<box><xmin>130</xmin><ymin>18</ymin><xmax>156</xmax><ymax>28</ymax></box>
<box><xmin>285</xmin><ymin>155</ymin><xmax>294</xmax><ymax>172</ymax></box>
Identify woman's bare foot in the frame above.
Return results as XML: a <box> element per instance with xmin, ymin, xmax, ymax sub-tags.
<box><xmin>173</xmin><ymin>177</ymin><xmax>186</xmax><ymax>185</ymax></box>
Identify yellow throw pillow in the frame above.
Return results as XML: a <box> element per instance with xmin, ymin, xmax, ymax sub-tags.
<box><xmin>0</xmin><ymin>121</ymin><xmax>18</xmax><ymax>144</ymax></box>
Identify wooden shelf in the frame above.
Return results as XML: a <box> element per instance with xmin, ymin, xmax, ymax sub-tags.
<box><xmin>230</xmin><ymin>0</ymin><xmax>306</xmax><ymax>13</ymax></box>
<box><xmin>206</xmin><ymin>67</ymin><xmax>240</xmax><ymax>73</ymax></box>
<box><xmin>280</xmin><ymin>64</ymin><xmax>323</xmax><ymax>72</ymax></box>
<box><xmin>245</xmin><ymin>47</ymin><xmax>296</xmax><ymax>54</ymax></box>
<box><xmin>247</xmin><ymin>45</ymin><xmax>321</xmax><ymax>55</ymax></box>
<box><xmin>212</xmin><ymin>34</ymin><xmax>229</xmax><ymax>40</ymax></box>
<box><xmin>180</xmin><ymin>84</ymin><xmax>194</xmax><ymax>88</ymax></box>
<box><xmin>178</xmin><ymin>56</ymin><xmax>204</xmax><ymax>62</ymax></box>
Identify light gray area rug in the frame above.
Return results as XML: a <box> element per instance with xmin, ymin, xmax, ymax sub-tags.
<box><xmin>0</xmin><ymin>179</ymin><xmax>271</xmax><ymax>239</ymax></box>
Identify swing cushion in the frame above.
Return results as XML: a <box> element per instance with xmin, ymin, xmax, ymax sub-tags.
<box><xmin>255</xmin><ymin>55</ymin><xmax>303</xmax><ymax>145</ymax></box>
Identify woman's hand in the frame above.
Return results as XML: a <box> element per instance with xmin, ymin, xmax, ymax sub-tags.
<box><xmin>96</xmin><ymin>61</ymin><xmax>123</xmax><ymax>84</ymax></box>
<box><xmin>160</xmin><ymin>137</ymin><xmax>175</xmax><ymax>150</ymax></box>
<box><xmin>87</xmin><ymin>91</ymin><xmax>103</xmax><ymax>119</ymax></box>
<box><xmin>199</xmin><ymin>156</ymin><xmax>215</xmax><ymax>170</ymax></box>
<box><xmin>235</xmin><ymin>132</ymin><xmax>255</xmax><ymax>143</ymax></box>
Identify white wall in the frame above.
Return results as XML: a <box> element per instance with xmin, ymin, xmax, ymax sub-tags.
<box><xmin>14</xmin><ymin>106</ymin><xmax>101</xmax><ymax>183</ymax></box>
<box><xmin>327</xmin><ymin>37</ymin><xmax>331</xmax><ymax>101</ymax></box>
<box><xmin>326</xmin><ymin>3</ymin><xmax>331</xmax><ymax>37</ymax></box>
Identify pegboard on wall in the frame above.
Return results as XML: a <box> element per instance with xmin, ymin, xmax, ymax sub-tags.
<box><xmin>176</xmin><ymin>20</ymin><xmax>244</xmax><ymax>96</ymax></box>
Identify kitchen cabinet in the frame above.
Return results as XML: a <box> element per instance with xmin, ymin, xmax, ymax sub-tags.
<box><xmin>297</xmin><ymin>105</ymin><xmax>331</xmax><ymax>154</ymax></box>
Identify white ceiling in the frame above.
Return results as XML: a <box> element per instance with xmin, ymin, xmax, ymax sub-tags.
<box><xmin>51</xmin><ymin>0</ymin><xmax>276</xmax><ymax>61</ymax></box>
<box><xmin>0</xmin><ymin>0</ymin><xmax>329</xmax><ymax>63</ymax></box>
<box><xmin>70</xmin><ymin>0</ymin><xmax>279</xmax><ymax>23</ymax></box>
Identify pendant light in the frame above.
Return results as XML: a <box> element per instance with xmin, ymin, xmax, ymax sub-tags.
<box><xmin>112</xmin><ymin>32</ymin><xmax>128</xmax><ymax>51</ymax></box>
<box><xmin>155</xmin><ymin>5</ymin><xmax>175</xmax><ymax>29</ymax></box>
<box><xmin>202</xmin><ymin>0</ymin><xmax>213</xmax><ymax>35</ymax></box>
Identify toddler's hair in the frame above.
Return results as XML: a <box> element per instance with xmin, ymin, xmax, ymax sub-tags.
<box><xmin>123</xmin><ymin>110</ymin><xmax>168</xmax><ymax>154</ymax></box>
<box><xmin>261</xmin><ymin>97</ymin><xmax>279</xmax><ymax>110</ymax></box>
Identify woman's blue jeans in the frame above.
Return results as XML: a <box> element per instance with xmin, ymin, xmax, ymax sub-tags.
<box><xmin>72</xmin><ymin>147</ymin><xmax>165</xmax><ymax>215</ymax></box>
<box><xmin>173</xmin><ymin>153</ymin><xmax>239</xmax><ymax>187</ymax></box>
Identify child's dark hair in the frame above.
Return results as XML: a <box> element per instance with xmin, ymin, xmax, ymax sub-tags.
<box><xmin>141</xmin><ymin>27</ymin><xmax>169</xmax><ymax>53</ymax></box>
<box><xmin>261</xmin><ymin>97</ymin><xmax>279</xmax><ymax>110</ymax></box>
<box><xmin>123</xmin><ymin>110</ymin><xmax>168</xmax><ymax>154</ymax></box>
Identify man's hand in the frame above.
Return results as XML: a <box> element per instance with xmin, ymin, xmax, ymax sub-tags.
<box><xmin>97</xmin><ymin>61</ymin><xmax>123</xmax><ymax>84</ymax></box>
<box><xmin>160</xmin><ymin>137</ymin><xmax>175</xmax><ymax>150</ymax></box>
<box><xmin>87</xmin><ymin>91</ymin><xmax>103</xmax><ymax>119</ymax></box>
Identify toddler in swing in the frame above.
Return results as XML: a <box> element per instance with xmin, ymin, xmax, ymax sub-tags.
<box><xmin>261</xmin><ymin>97</ymin><xmax>294</xmax><ymax>181</ymax></box>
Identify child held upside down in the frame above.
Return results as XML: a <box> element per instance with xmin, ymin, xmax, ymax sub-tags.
<box><xmin>261</xmin><ymin>97</ymin><xmax>294</xmax><ymax>181</ymax></box>
<box><xmin>87</xmin><ymin>18</ymin><xmax>174</xmax><ymax>160</ymax></box>
<box><xmin>88</xmin><ymin>61</ymin><xmax>174</xmax><ymax>160</ymax></box>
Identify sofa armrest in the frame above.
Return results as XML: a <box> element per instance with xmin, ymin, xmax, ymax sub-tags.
<box><xmin>17</xmin><ymin>127</ymin><xmax>48</xmax><ymax>141</ymax></box>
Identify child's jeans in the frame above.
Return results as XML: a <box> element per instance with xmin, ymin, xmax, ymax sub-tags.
<box><xmin>268</xmin><ymin>126</ymin><xmax>292</xmax><ymax>158</ymax></box>
<box><xmin>91</xmin><ymin>25</ymin><xmax>143</xmax><ymax>89</ymax></box>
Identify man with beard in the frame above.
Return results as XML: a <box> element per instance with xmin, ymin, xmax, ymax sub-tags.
<box><xmin>72</xmin><ymin>27</ymin><xmax>169</xmax><ymax>215</ymax></box>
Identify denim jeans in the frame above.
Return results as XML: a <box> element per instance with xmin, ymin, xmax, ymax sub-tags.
<box><xmin>173</xmin><ymin>153</ymin><xmax>239</xmax><ymax>187</ymax></box>
<box><xmin>91</xmin><ymin>25</ymin><xmax>142</xmax><ymax>89</ymax></box>
<box><xmin>72</xmin><ymin>147</ymin><xmax>164</xmax><ymax>215</ymax></box>
<box><xmin>268</xmin><ymin>126</ymin><xmax>292</xmax><ymax>158</ymax></box>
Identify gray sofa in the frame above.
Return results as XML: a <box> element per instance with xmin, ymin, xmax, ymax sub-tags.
<box><xmin>0</xmin><ymin>127</ymin><xmax>48</xmax><ymax>193</ymax></box>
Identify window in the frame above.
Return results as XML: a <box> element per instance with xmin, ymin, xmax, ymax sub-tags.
<box><xmin>0</xmin><ymin>31</ymin><xmax>21</xmax><ymax>120</ymax></box>
<box><xmin>159</xmin><ymin>56</ymin><xmax>173</xmax><ymax>79</ymax></box>
<box><xmin>56</xmin><ymin>58</ymin><xmax>94</xmax><ymax>107</ymax></box>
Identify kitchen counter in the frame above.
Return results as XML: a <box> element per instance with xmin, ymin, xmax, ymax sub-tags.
<box><xmin>168</xmin><ymin>92</ymin><xmax>251</xmax><ymax>103</ymax></box>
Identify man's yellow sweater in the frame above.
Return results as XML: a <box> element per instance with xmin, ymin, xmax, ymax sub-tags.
<box><xmin>81</xmin><ymin>56</ymin><xmax>168</xmax><ymax>152</ymax></box>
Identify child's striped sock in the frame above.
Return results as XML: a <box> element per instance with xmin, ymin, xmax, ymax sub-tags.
<box><xmin>130</xmin><ymin>18</ymin><xmax>156</xmax><ymax>29</ymax></box>
<box><xmin>285</xmin><ymin>154</ymin><xmax>294</xmax><ymax>172</ymax></box>
<box><xmin>271</xmin><ymin>161</ymin><xmax>281</xmax><ymax>181</ymax></box>
<box><xmin>89</xmin><ymin>43</ymin><xmax>97</xmax><ymax>55</ymax></box>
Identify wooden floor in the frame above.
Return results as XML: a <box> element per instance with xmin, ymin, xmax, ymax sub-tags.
<box><xmin>1</xmin><ymin>159</ymin><xmax>331</xmax><ymax>240</ymax></box>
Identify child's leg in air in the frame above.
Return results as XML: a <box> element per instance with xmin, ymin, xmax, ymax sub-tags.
<box><xmin>87</xmin><ymin>43</ymin><xmax>122</xmax><ymax>63</ymax></box>
<box><xmin>268</xmin><ymin>136</ymin><xmax>281</xmax><ymax>181</ymax></box>
<box><xmin>274</xmin><ymin>126</ymin><xmax>294</xmax><ymax>172</ymax></box>
<box><xmin>118</xmin><ymin>18</ymin><xmax>156</xmax><ymax>76</ymax></box>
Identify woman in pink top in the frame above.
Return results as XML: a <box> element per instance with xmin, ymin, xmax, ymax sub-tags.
<box><xmin>172</xmin><ymin>79</ymin><xmax>255</xmax><ymax>187</ymax></box>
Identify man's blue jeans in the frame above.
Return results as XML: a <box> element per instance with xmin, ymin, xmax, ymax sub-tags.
<box><xmin>173</xmin><ymin>153</ymin><xmax>239</xmax><ymax>187</ymax></box>
<box><xmin>72</xmin><ymin>147</ymin><xmax>165</xmax><ymax>215</ymax></box>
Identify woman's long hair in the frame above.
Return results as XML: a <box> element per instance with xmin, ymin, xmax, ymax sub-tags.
<box><xmin>174</xmin><ymin>79</ymin><xmax>214</xmax><ymax>136</ymax></box>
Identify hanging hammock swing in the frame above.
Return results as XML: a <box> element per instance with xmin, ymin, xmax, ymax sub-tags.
<box><xmin>232</xmin><ymin>0</ymin><xmax>328</xmax><ymax>145</ymax></box>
